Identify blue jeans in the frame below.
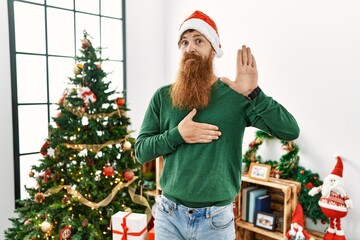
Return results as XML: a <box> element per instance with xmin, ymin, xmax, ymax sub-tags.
<box><xmin>154</xmin><ymin>195</ymin><xmax>235</xmax><ymax>240</ymax></box>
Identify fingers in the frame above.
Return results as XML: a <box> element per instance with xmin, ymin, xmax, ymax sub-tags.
<box><xmin>238</xmin><ymin>45</ymin><xmax>256</xmax><ymax>67</ymax></box>
<box><xmin>242</xmin><ymin>45</ymin><xmax>248</xmax><ymax>65</ymax></box>
<box><xmin>179</xmin><ymin>109</ymin><xmax>221</xmax><ymax>144</ymax></box>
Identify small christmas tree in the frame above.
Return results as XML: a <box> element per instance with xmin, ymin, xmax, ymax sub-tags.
<box><xmin>5</xmin><ymin>31</ymin><xmax>151</xmax><ymax>240</ymax></box>
<box><xmin>243</xmin><ymin>130</ymin><xmax>328</xmax><ymax>225</ymax></box>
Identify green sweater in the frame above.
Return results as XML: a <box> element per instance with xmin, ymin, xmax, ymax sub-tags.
<box><xmin>135</xmin><ymin>80</ymin><xmax>299</xmax><ymax>208</ymax></box>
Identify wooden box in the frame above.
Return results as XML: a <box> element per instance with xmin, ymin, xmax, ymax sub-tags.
<box><xmin>235</xmin><ymin>174</ymin><xmax>300</xmax><ymax>240</ymax></box>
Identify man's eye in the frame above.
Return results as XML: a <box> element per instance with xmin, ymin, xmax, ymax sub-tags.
<box><xmin>181</xmin><ymin>40</ymin><xmax>188</xmax><ymax>46</ymax></box>
<box><xmin>196</xmin><ymin>39</ymin><xmax>202</xmax><ymax>44</ymax></box>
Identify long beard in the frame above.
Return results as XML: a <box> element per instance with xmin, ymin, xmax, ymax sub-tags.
<box><xmin>170</xmin><ymin>52</ymin><xmax>214</xmax><ymax>110</ymax></box>
<box><xmin>322</xmin><ymin>177</ymin><xmax>346</xmax><ymax>196</ymax></box>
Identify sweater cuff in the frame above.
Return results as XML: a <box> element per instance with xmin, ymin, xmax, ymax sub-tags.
<box><xmin>167</xmin><ymin>127</ymin><xmax>185</xmax><ymax>149</ymax></box>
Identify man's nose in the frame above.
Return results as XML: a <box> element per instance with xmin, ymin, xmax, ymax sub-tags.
<box><xmin>186</xmin><ymin>43</ymin><xmax>196</xmax><ymax>53</ymax></box>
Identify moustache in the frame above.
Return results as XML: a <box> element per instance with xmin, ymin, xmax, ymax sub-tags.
<box><xmin>182</xmin><ymin>52</ymin><xmax>202</xmax><ymax>62</ymax></box>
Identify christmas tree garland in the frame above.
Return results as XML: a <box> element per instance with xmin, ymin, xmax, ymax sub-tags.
<box><xmin>242</xmin><ymin>131</ymin><xmax>328</xmax><ymax>224</ymax></box>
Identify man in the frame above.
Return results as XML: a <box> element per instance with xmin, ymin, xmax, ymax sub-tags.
<box><xmin>135</xmin><ymin>10</ymin><xmax>299</xmax><ymax>239</ymax></box>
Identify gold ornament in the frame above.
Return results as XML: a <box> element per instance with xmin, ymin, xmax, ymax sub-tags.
<box><xmin>40</xmin><ymin>220</ymin><xmax>53</xmax><ymax>233</ymax></box>
<box><xmin>123</xmin><ymin>140</ymin><xmax>132</xmax><ymax>151</ymax></box>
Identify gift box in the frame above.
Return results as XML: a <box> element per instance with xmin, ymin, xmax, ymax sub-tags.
<box><xmin>148</xmin><ymin>227</ymin><xmax>154</xmax><ymax>240</ymax></box>
<box><xmin>112</xmin><ymin>211</ymin><xmax>148</xmax><ymax>240</ymax></box>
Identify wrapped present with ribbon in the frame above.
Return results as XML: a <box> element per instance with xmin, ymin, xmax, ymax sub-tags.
<box><xmin>112</xmin><ymin>211</ymin><xmax>148</xmax><ymax>240</ymax></box>
<box><xmin>148</xmin><ymin>227</ymin><xmax>154</xmax><ymax>240</ymax></box>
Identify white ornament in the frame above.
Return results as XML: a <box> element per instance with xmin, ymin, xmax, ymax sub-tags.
<box><xmin>123</xmin><ymin>141</ymin><xmax>132</xmax><ymax>151</ymax></box>
<box><xmin>82</xmin><ymin>116</ymin><xmax>89</xmax><ymax>125</ymax></box>
<box><xmin>41</xmin><ymin>220</ymin><xmax>53</xmax><ymax>233</ymax></box>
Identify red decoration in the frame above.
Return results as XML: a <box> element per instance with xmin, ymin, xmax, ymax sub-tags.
<box><xmin>308</xmin><ymin>156</ymin><xmax>353</xmax><ymax>240</ymax></box>
<box><xmin>285</xmin><ymin>204</ymin><xmax>314</xmax><ymax>240</ymax></box>
<box><xmin>116</xmin><ymin>97</ymin><xmax>125</xmax><ymax>107</ymax></box>
<box><xmin>124</xmin><ymin>169</ymin><xmax>134</xmax><ymax>181</ymax></box>
<box><xmin>81</xmin><ymin>38</ymin><xmax>90</xmax><ymax>50</ymax></box>
<box><xmin>60</xmin><ymin>225</ymin><xmax>71</xmax><ymax>240</ymax></box>
<box><xmin>34</xmin><ymin>192</ymin><xmax>45</xmax><ymax>204</ymax></box>
<box><xmin>305</xmin><ymin>182</ymin><xmax>313</xmax><ymax>189</ymax></box>
<box><xmin>42</xmin><ymin>169</ymin><xmax>51</xmax><ymax>183</ymax></box>
<box><xmin>29</xmin><ymin>171</ymin><xmax>35</xmax><ymax>177</ymax></box>
<box><xmin>103</xmin><ymin>165</ymin><xmax>114</xmax><ymax>177</ymax></box>
<box><xmin>112</xmin><ymin>212</ymin><xmax>147</xmax><ymax>239</ymax></box>
<box><xmin>40</xmin><ymin>141</ymin><xmax>50</xmax><ymax>156</ymax></box>
<box><xmin>300</xmin><ymin>170</ymin><xmax>305</xmax><ymax>174</ymax></box>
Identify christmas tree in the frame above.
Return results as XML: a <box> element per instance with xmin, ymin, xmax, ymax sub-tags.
<box><xmin>5</xmin><ymin>31</ymin><xmax>151</xmax><ymax>240</ymax></box>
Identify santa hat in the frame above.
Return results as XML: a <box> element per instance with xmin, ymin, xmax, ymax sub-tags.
<box><xmin>291</xmin><ymin>204</ymin><xmax>305</xmax><ymax>228</ymax></box>
<box><xmin>330</xmin><ymin>156</ymin><xmax>343</xmax><ymax>179</ymax></box>
<box><xmin>179</xmin><ymin>10</ymin><xmax>223</xmax><ymax>58</ymax></box>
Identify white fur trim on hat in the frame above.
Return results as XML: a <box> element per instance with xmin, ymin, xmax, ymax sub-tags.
<box><xmin>179</xmin><ymin>17</ymin><xmax>223</xmax><ymax>58</ymax></box>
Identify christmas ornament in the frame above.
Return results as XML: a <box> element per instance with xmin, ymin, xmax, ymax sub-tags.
<box><xmin>24</xmin><ymin>219</ymin><xmax>31</xmax><ymax>226</ymax></box>
<box><xmin>82</xmin><ymin>219</ymin><xmax>89</xmax><ymax>227</ymax></box>
<box><xmin>60</xmin><ymin>225</ymin><xmax>71</xmax><ymax>239</ymax></box>
<box><xmin>41</xmin><ymin>168</ymin><xmax>51</xmax><ymax>183</ymax></box>
<box><xmin>29</xmin><ymin>171</ymin><xmax>35</xmax><ymax>177</ymax></box>
<box><xmin>40</xmin><ymin>220</ymin><xmax>53</xmax><ymax>233</ymax></box>
<box><xmin>73</xmin><ymin>63</ymin><xmax>83</xmax><ymax>75</ymax></box>
<box><xmin>81</xmin><ymin>37</ymin><xmax>90</xmax><ymax>50</ymax></box>
<box><xmin>124</xmin><ymin>169</ymin><xmax>134</xmax><ymax>181</ymax></box>
<box><xmin>305</xmin><ymin>182</ymin><xmax>314</xmax><ymax>189</ymax></box>
<box><xmin>283</xmin><ymin>204</ymin><xmax>314</xmax><ymax>240</ymax></box>
<box><xmin>103</xmin><ymin>165</ymin><xmax>114</xmax><ymax>177</ymax></box>
<box><xmin>34</xmin><ymin>192</ymin><xmax>45</xmax><ymax>204</ymax></box>
<box><xmin>40</xmin><ymin>141</ymin><xmax>50</xmax><ymax>156</ymax></box>
<box><xmin>309</xmin><ymin>156</ymin><xmax>353</xmax><ymax>240</ymax></box>
<box><xmin>116</xmin><ymin>97</ymin><xmax>125</xmax><ymax>107</ymax></box>
<box><xmin>122</xmin><ymin>140</ymin><xmax>132</xmax><ymax>151</ymax></box>
<box><xmin>78</xmin><ymin>86</ymin><xmax>97</xmax><ymax>104</ymax></box>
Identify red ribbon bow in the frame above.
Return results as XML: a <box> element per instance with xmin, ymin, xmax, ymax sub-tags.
<box><xmin>113</xmin><ymin>212</ymin><xmax>147</xmax><ymax>240</ymax></box>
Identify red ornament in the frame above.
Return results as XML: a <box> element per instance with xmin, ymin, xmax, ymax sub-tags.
<box><xmin>116</xmin><ymin>97</ymin><xmax>125</xmax><ymax>107</ymax></box>
<box><xmin>60</xmin><ymin>225</ymin><xmax>71</xmax><ymax>240</ymax></box>
<box><xmin>124</xmin><ymin>169</ymin><xmax>134</xmax><ymax>181</ymax></box>
<box><xmin>300</xmin><ymin>169</ymin><xmax>305</xmax><ymax>174</ymax></box>
<box><xmin>34</xmin><ymin>192</ymin><xmax>45</xmax><ymax>204</ymax></box>
<box><xmin>313</xmin><ymin>176</ymin><xmax>317</xmax><ymax>180</ymax></box>
<box><xmin>40</xmin><ymin>141</ymin><xmax>50</xmax><ymax>156</ymax></box>
<box><xmin>305</xmin><ymin>182</ymin><xmax>314</xmax><ymax>189</ymax></box>
<box><xmin>103</xmin><ymin>165</ymin><xmax>114</xmax><ymax>177</ymax></box>
<box><xmin>81</xmin><ymin>38</ymin><xmax>90</xmax><ymax>50</ymax></box>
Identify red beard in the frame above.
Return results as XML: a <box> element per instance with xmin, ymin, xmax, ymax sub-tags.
<box><xmin>170</xmin><ymin>51</ymin><xmax>214</xmax><ymax>110</ymax></box>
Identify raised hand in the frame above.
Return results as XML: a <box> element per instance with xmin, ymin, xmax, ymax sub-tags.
<box><xmin>221</xmin><ymin>45</ymin><xmax>258</xmax><ymax>96</ymax></box>
<box><xmin>178</xmin><ymin>109</ymin><xmax>222</xmax><ymax>144</ymax></box>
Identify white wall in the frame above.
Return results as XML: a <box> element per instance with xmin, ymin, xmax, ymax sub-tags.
<box><xmin>0</xmin><ymin>0</ymin><xmax>16</xmax><ymax>237</ymax></box>
<box><xmin>127</xmin><ymin>0</ymin><xmax>360</xmax><ymax>239</ymax></box>
<box><xmin>126</xmin><ymin>0</ymin><xmax>167</xmax><ymax>135</ymax></box>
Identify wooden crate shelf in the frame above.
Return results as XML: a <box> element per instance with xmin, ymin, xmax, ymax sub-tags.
<box><xmin>236</xmin><ymin>174</ymin><xmax>299</xmax><ymax>239</ymax></box>
<box><xmin>235</xmin><ymin>173</ymin><xmax>324</xmax><ymax>240</ymax></box>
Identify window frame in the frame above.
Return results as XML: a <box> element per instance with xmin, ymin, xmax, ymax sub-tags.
<box><xmin>7</xmin><ymin>0</ymin><xmax>127</xmax><ymax>203</ymax></box>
